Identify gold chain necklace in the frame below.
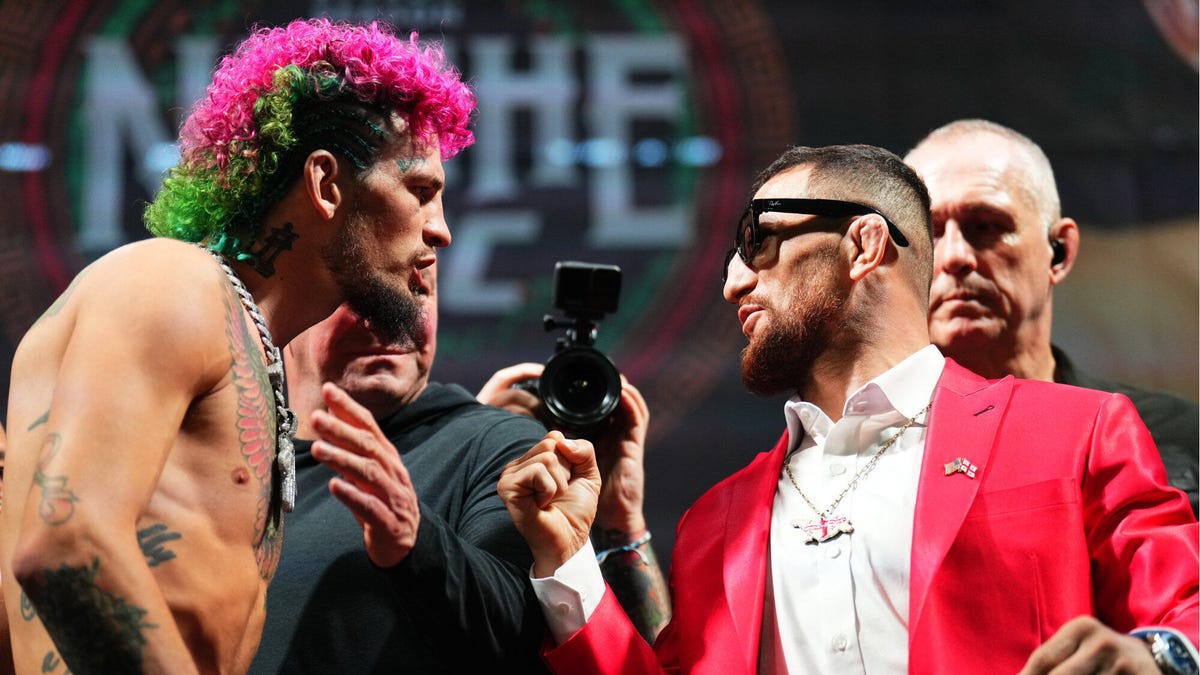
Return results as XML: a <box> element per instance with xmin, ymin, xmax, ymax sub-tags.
<box><xmin>784</xmin><ymin>401</ymin><xmax>931</xmax><ymax>544</ymax></box>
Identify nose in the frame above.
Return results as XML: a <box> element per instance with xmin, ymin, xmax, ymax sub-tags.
<box><xmin>723</xmin><ymin>254</ymin><xmax>756</xmax><ymax>303</ymax></box>
<box><xmin>935</xmin><ymin>220</ymin><xmax>976</xmax><ymax>277</ymax></box>
<box><xmin>425</xmin><ymin>200</ymin><xmax>452</xmax><ymax>248</ymax></box>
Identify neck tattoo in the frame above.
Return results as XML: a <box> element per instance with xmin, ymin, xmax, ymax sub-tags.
<box><xmin>784</xmin><ymin>401</ymin><xmax>932</xmax><ymax>544</ymax></box>
<box><xmin>245</xmin><ymin>223</ymin><xmax>299</xmax><ymax>277</ymax></box>
<box><xmin>203</xmin><ymin>246</ymin><xmax>297</xmax><ymax>512</ymax></box>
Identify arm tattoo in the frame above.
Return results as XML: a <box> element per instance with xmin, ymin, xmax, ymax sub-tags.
<box><xmin>33</xmin><ymin>269</ymin><xmax>87</xmax><ymax>327</ymax></box>
<box><xmin>33</xmin><ymin>433</ymin><xmax>78</xmax><ymax>526</ymax></box>
<box><xmin>136</xmin><ymin>524</ymin><xmax>182</xmax><ymax>568</ymax></box>
<box><xmin>20</xmin><ymin>591</ymin><xmax>35</xmax><ymax>621</ymax></box>
<box><xmin>222</xmin><ymin>285</ymin><xmax>283</xmax><ymax>578</ymax></box>
<box><xmin>596</xmin><ymin>530</ymin><xmax>673</xmax><ymax>644</ymax></box>
<box><xmin>26</xmin><ymin>558</ymin><xmax>153</xmax><ymax>674</ymax></box>
<box><xmin>28</xmin><ymin>410</ymin><xmax>50</xmax><ymax>431</ymax></box>
<box><xmin>42</xmin><ymin>650</ymin><xmax>62</xmax><ymax>673</ymax></box>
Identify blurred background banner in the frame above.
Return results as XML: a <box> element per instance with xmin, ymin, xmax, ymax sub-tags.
<box><xmin>1</xmin><ymin>0</ymin><xmax>1195</xmax><ymax>568</ymax></box>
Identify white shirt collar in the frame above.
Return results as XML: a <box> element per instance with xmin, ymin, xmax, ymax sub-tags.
<box><xmin>783</xmin><ymin>345</ymin><xmax>945</xmax><ymax>452</ymax></box>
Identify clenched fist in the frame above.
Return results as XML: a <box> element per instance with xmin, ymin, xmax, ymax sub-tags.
<box><xmin>498</xmin><ymin>431</ymin><xmax>602</xmax><ymax>577</ymax></box>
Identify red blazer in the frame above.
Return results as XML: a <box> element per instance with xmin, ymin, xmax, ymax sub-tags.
<box><xmin>546</xmin><ymin>360</ymin><xmax>1199</xmax><ymax>674</ymax></box>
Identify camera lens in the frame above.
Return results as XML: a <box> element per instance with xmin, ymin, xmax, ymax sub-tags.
<box><xmin>539</xmin><ymin>346</ymin><xmax>622</xmax><ymax>433</ymax></box>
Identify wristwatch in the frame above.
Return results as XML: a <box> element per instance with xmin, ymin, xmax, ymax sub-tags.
<box><xmin>1131</xmin><ymin>629</ymin><xmax>1199</xmax><ymax>675</ymax></box>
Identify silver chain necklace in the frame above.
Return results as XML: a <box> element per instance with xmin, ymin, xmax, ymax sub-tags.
<box><xmin>784</xmin><ymin>401</ymin><xmax>931</xmax><ymax>544</ymax></box>
<box><xmin>203</xmin><ymin>247</ymin><xmax>297</xmax><ymax>512</ymax></box>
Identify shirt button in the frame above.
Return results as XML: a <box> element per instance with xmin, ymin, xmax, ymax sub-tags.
<box><xmin>829</xmin><ymin>463</ymin><xmax>846</xmax><ymax>476</ymax></box>
<box><xmin>556</xmin><ymin>603</ymin><xmax>570</xmax><ymax>616</ymax></box>
<box><xmin>832</xmin><ymin>634</ymin><xmax>849</xmax><ymax>651</ymax></box>
<box><xmin>825</xmin><ymin>545</ymin><xmax>841</xmax><ymax>559</ymax></box>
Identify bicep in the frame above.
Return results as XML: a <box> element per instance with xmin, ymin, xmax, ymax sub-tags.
<box><xmin>458</xmin><ymin>419</ymin><xmax>548</xmax><ymax>552</ymax></box>
<box><xmin>35</xmin><ymin>278</ymin><xmax>225</xmax><ymax>521</ymax></box>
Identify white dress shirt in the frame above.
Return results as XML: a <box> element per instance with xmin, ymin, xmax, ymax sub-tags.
<box><xmin>532</xmin><ymin>345</ymin><xmax>945</xmax><ymax>673</ymax></box>
<box><xmin>758</xmin><ymin>345</ymin><xmax>943</xmax><ymax>674</ymax></box>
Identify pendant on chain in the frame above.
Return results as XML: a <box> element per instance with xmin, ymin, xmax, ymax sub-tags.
<box><xmin>791</xmin><ymin>515</ymin><xmax>853</xmax><ymax>544</ymax></box>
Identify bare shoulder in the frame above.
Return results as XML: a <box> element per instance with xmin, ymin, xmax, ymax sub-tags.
<box><xmin>16</xmin><ymin>239</ymin><xmax>237</xmax><ymax>392</ymax></box>
<box><xmin>76</xmin><ymin>238</ymin><xmax>223</xmax><ymax>301</ymax></box>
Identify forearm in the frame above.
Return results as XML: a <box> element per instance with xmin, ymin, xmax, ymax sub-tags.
<box><xmin>13</xmin><ymin>523</ymin><xmax>197</xmax><ymax>675</ymax></box>
<box><xmin>593</xmin><ymin>528</ymin><xmax>671</xmax><ymax>643</ymax></box>
<box><xmin>383</xmin><ymin>506</ymin><xmax>548</xmax><ymax>672</ymax></box>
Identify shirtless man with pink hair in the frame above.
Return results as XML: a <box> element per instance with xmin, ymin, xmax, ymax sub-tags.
<box><xmin>1</xmin><ymin>18</ymin><xmax>473</xmax><ymax>674</ymax></box>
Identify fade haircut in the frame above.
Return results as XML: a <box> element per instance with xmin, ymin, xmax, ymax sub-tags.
<box><xmin>751</xmin><ymin>144</ymin><xmax>934</xmax><ymax>287</ymax></box>
<box><xmin>144</xmin><ymin>18</ymin><xmax>475</xmax><ymax>262</ymax></box>
<box><xmin>908</xmin><ymin>119</ymin><xmax>1061</xmax><ymax>231</ymax></box>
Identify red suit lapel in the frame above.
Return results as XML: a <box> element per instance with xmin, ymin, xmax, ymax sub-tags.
<box><xmin>719</xmin><ymin>432</ymin><xmax>789</xmax><ymax>670</ymax></box>
<box><xmin>909</xmin><ymin>360</ymin><xmax>1013</xmax><ymax>635</ymax></box>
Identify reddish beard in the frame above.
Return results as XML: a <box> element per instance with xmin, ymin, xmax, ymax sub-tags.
<box><xmin>741</xmin><ymin>248</ymin><xmax>849</xmax><ymax>397</ymax></box>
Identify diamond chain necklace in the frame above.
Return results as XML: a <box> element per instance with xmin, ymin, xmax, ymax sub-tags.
<box><xmin>784</xmin><ymin>401</ymin><xmax>931</xmax><ymax>543</ymax></box>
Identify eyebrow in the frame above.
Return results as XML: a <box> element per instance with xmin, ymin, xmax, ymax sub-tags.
<box><xmin>402</xmin><ymin>164</ymin><xmax>445</xmax><ymax>192</ymax></box>
<box><xmin>934</xmin><ymin>202</ymin><xmax>1014</xmax><ymax>222</ymax></box>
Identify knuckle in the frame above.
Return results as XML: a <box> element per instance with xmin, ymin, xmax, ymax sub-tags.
<box><xmin>363</xmin><ymin>463</ymin><xmax>384</xmax><ymax>485</ymax></box>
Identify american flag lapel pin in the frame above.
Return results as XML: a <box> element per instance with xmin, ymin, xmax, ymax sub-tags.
<box><xmin>943</xmin><ymin>457</ymin><xmax>978</xmax><ymax>479</ymax></box>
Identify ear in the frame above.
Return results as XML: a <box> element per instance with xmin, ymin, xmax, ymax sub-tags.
<box><xmin>846</xmin><ymin>214</ymin><xmax>890</xmax><ymax>281</ymax></box>
<box><xmin>303</xmin><ymin>150</ymin><xmax>343</xmax><ymax>221</ymax></box>
<box><xmin>1048</xmin><ymin>217</ymin><xmax>1079</xmax><ymax>285</ymax></box>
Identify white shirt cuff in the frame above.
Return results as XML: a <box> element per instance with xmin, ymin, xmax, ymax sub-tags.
<box><xmin>530</xmin><ymin>539</ymin><xmax>607</xmax><ymax>645</ymax></box>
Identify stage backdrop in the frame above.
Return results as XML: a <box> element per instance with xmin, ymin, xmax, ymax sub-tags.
<box><xmin>1</xmin><ymin>0</ymin><xmax>1196</xmax><ymax>570</ymax></box>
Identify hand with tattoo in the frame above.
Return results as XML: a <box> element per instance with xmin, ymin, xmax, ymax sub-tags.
<box><xmin>311</xmin><ymin>383</ymin><xmax>421</xmax><ymax>568</ymax></box>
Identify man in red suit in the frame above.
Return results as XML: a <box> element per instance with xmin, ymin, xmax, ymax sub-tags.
<box><xmin>499</xmin><ymin>144</ymin><xmax>1198</xmax><ymax>674</ymax></box>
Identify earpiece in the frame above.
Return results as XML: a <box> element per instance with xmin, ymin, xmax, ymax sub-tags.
<box><xmin>1050</xmin><ymin>238</ymin><xmax>1066</xmax><ymax>267</ymax></box>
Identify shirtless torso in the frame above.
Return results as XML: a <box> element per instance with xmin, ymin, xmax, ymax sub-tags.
<box><xmin>2</xmin><ymin>239</ymin><xmax>283</xmax><ymax>674</ymax></box>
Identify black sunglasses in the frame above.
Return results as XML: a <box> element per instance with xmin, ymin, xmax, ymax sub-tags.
<box><xmin>723</xmin><ymin>198</ymin><xmax>909</xmax><ymax>282</ymax></box>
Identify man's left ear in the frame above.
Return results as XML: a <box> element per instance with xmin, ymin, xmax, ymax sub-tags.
<box><xmin>303</xmin><ymin>149</ymin><xmax>344</xmax><ymax>222</ymax></box>
<box><xmin>847</xmin><ymin>214</ymin><xmax>890</xmax><ymax>281</ymax></box>
<box><xmin>1048</xmin><ymin>217</ymin><xmax>1079</xmax><ymax>285</ymax></box>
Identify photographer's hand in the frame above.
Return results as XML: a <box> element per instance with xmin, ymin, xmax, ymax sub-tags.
<box><xmin>477</xmin><ymin>362</ymin><xmax>545</xmax><ymax>419</ymax></box>
<box><xmin>592</xmin><ymin>378</ymin><xmax>649</xmax><ymax>538</ymax></box>
<box><xmin>589</xmin><ymin>379</ymin><xmax>672</xmax><ymax>642</ymax></box>
<box><xmin>498</xmin><ymin>432</ymin><xmax>601</xmax><ymax>577</ymax></box>
<box><xmin>311</xmin><ymin>383</ymin><xmax>421</xmax><ymax>568</ymax></box>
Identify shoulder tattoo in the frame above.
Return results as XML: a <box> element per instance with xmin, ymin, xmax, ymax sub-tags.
<box><xmin>33</xmin><ymin>268</ymin><xmax>89</xmax><ymax>327</ymax></box>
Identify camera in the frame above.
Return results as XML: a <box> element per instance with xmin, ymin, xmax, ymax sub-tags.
<box><xmin>517</xmin><ymin>261</ymin><xmax>623</xmax><ymax>435</ymax></box>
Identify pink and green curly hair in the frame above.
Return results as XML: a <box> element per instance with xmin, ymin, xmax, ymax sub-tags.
<box><xmin>144</xmin><ymin>18</ymin><xmax>475</xmax><ymax>260</ymax></box>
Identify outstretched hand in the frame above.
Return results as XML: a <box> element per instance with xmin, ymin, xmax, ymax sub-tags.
<box><xmin>1019</xmin><ymin>616</ymin><xmax>1157</xmax><ymax>675</ymax></box>
<box><xmin>498</xmin><ymin>431</ymin><xmax>601</xmax><ymax>578</ymax></box>
<box><xmin>311</xmin><ymin>382</ymin><xmax>420</xmax><ymax>568</ymax></box>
